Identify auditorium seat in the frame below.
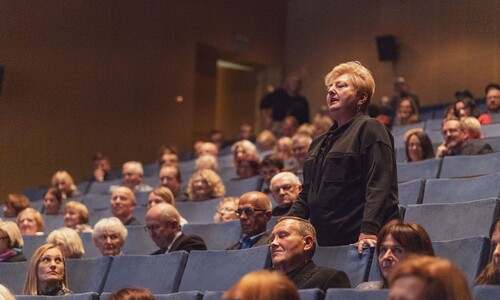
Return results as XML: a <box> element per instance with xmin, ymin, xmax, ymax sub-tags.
<box><xmin>43</xmin><ymin>214</ymin><xmax>66</xmax><ymax>233</ymax></box>
<box><xmin>225</xmin><ymin>176</ymin><xmax>261</xmax><ymax>197</ymax></box>
<box><xmin>143</xmin><ymin>162</ymin><xmax>159</xmax><ymax>177</ymax></box>
<box><xmin>392</xmin><ymin>121</ymin><xmax>425</xmax><ymax>136</ymax></box>
<box><xmin>0</xmin><ymin>261</ymin><xmax>29</xmax><ymax>295</ymax></box>
<box><xmin>66</xmin><ymin>256</ymin><xmax>112</xmax><ymax>294</ymax></box>
<box><xmin>475</xmin><ymin>136</ymin><xmax>500</xmax><ymax>152</ymax></box>
<box><xmin>89</xmin><ymin>209</ymin><xmax>113</xmax><ymax>226</ymax></box>
<box><xmin>135</xmin><ymin>191</ymin><xmax>152</xmax><ymax>207</ymax></box>
<box><xmin>433</xmin><ymin>236</ymin><xmax>489</xmax><ymax>286</ymax></box>
<box><xmin>122</xmin><ymin>225</ymin><xmax>158</xmax><ymax>255</ymax></box>
<box><xmin>422</xmin><ymin>173</ymin><xmax>500</xmax><ymax>204</ymax></box>
<box><xmin>86</xmin><ymin>179</ymin><xmax>121</xmax><ymax>195</ymax></box>
<box><xmin>481</xmin><ymin>123</ymin><xmax>500</xmax><ymax>138</ymax></box>
<box><xmin>298</xmin><ymin>288</ymin><xmax>324</xmax><ymax>300</ymax></box>
<box><xmin>325</xmin><ymin>288</ymin><xmax>388</xmax><ymax>300</ymax></box>
<box><xmin>404</xmin><ymin>198</ymin><xmax>500</xmax><ymax>241</ymax></box>
<box><xmin>82</xmin><ymin>193</ymin><xmax>112</xmax><ymax>212</ymax></box>
<box><xmin>182</xmin><ymin>220</ymin><xmax>241</xmax><ymax>250</ymax></box>
<box><xmin>424</xmin><ymin>118</ymin><xmax>444</xmax><ymax>132</ymax></box>
<box><xmin>439</xmin><ymin>151</ymin><xmax>500</xmax><ymax>178</ymax></box>
<box><xmin>397</xmin><ymin>159</ymin><xmax>442</xmax><ymax>182</ymax></box>
<box><xmin>398</xmin><ymin>179</ymin><xmax>424</xmax><ymax>206</ymax></box>
<box><xmin>177</xmin><ymin>246</ymin><xmax>271</xmax><ymax>292</ymax></box>
<box><xmin>474</xmin><ymin>285</ymin><xmax>500</xmax><ymax>300</ymax></box>
<box><xmin>23</xmin><ymin>186</ymin><xmax>47</xmax><ymax>201</ymax></box>
<box><xmin>100</xmin><ymin>291</ymin><xmax>203</xmax><ymax>300</ymax></box>
<box><xmin>78</xmin><ymin>232</ymin><xmax>101</xmax><ymax>259</ymax></box>
<box><xmin>15</xmin><ymin>292</ymin><xmax>99</xmax><ymax>300</ymax></box>
<box><xmin>22</xmin><ymin>234</ymin><xmax>48</xmax><ymax>260</ymax></box>
<box><xmin>175</xmin><ymin>197</ymin><xmax>222</xmax><ymax>224</ymax></box>
<box><xmin>102</xmin><ymin>251</ymin><xmax>188</xmax><ymax>294</ymax></box>
<box><xmin>314</xmin><ymin>245</ymin><xmax>374</xmax><ymax>287</ymax></box>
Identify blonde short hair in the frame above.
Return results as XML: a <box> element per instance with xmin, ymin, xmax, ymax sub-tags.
<box><xmin>51</xmin><ymin>171</ymin><xmax>78</xmax><ymax>193</ymax></box>
<box><xmin>0</xmin><ymin>221</ymin><xmax>24</xmax><ymax>249</ymax></box>
<box><xmin>47</xmin><ymin>227</ymin><xmax>85</xmax><ymax>259</ymax></box>
<box><xmin>148</xmin><ymin>187</ymin><xmax>176</xmax><ymax>208</ymax></box>
<box><xmin>17</xmin><ymin>208</ymin><xmax>45</xmax><ymax>233</ymax></box>
<box><xmin>64</xmin><ymin>201</ymin><xmax>90</xmax><ymax>225</ymax></box>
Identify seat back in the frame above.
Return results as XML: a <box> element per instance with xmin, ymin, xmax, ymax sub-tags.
<box><xmin>298</xmin><ymin>288</ymin><xmax>324</xmax><ymax>300</ymax></box>
<box><xmin>103</xmin><ymin>251</ymin><xmax>188</xmax><ymax>294</ymax></box>
<box><xmin>178</xmin><ymin>246</ymin><xmax>271</xmax><ymax>292</ymax></box>
<box><xmin>182</xmin><ymin>220</ymin><xmax>241</xmax><ymax>250</ymax></box>
<box><xmin>314</xmin><ymin>245</ymin><xmax>374</xmax><ymax>287</ymax></box>
<box><xmin>392</xmin><ymin>122</ymin><xmax>425</xmax><ymax>136</ymax></box>
<box><xmin>474</xmin><ymin>285</ymin><xmax>500</xmax><ymax>300</ymax></box>
<box><xmin>398</xmin><ymin>179</ymin><xmax>424</xmax><ymax>206</ymax></box>
<box><xmin>325</xmin><ymin>288</ymin><xmax>388</xmax><ymax>300</ymax></box>
<box><xmin>82</xmin><ymin>193</ymin><xmax>111</xmax><ymax>212</ymax></box>
<box><xmin>481</xmin><ymin>123</ymin><xmax>500</xmax><ymax>138</ymax></box>
<box><xmin>66</xmin><ymin>256</ymin><xmax>112</xmax><ymax>294</ymax></box>
<box><xmin>43</xmin><ymin>214</ymin><xmax>66</xmax><ymax>233</ymax></box>
<box><xmin>78</xmin><ymin>232</ymin><xmax>101</xmax><ymax>259</ymax></box>
<box><xmin>422</xmin><ymin>173</ymin><xmax>500</xmax><ymax>204</ymax></box>
<box><xmin>433</xmin><ymin>236</ymin><xmax>490</xmax><ymax>286</ymax></box>
<box><xmin>397</xmin><ymin>159</ymin><xmax>442</xmax><ymax>182</ymax></box>
<box><xmin>175</xmin><ymin>198</ymin><xmax>222</xmax><ymax>224</ymax></box>
<box><xmin>439</xmin><ymin>152</ymin><xmax>500</xmax><ymax>178</ymax></box>
<box><xmin>23</xmin><ymin>234</ymin><xmax>49</xmax><ymax>260</ymax></box>
<box><xmin>122</xmin><ymin>225</ymin><xmax>158</xmax><ymax>255</ymax></box>
<box><xmin>0</xmin><ymin>261</ymin><xmax>29</xmax><ymax>294</ymax></box>
<box><xmin>404</xmin><ymin>198</ymin><xmax>500</xmax><ymax>241</ymax></box>
<box><xmin>15</xmin><ymin>292</ymin><xmax>99</xmax><ymax>300</ymax></box>
<box><xmin>224</xmin><ymin>176</ymin><xmax>261</xmax><ymax>197</ymax></box>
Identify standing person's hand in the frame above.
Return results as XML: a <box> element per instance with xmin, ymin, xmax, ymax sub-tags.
<box><xmin>354</xmin><ymin>232</ymin><xmax>377</xmax><ymax>254</ymax></box>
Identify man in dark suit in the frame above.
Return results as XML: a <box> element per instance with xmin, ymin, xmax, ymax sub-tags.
<box><xmin>270</xmin><ymin>217</ymin><xmax>351</xmax><ymax>291</ymax></box>
<box><xmin>146</xmin><ymin>203</ymin><xmax>207</xmax><ymax>254</ymax></box>
<box><xmin>227</xmin><ymin>191</ymin><xmax>272</xmax><ymax>250</ymax></box>
<box><xmin>436</xmin><ymin>118</ymin><xmax>492</xmax><ymax>158</ymax></box>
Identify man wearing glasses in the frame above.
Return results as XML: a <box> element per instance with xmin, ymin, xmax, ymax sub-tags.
<box><xmin>227</xmin><ymin>191</ymin><xmax>273</xmax><ymax>250</ymax></box>
<box><xmin>270</xmin><ymin>172</ymin><xmax>302</xmax><ymax>216</ymax></box>
<box><xmin>146</xmin><ymin>203</ymin><xmax>207</xmax><ymax>254</ymax></box>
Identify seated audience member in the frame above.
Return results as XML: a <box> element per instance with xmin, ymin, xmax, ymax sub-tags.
<box><xmin>187</xmin><ymin>169</ymin><xmax>225</xmax><ymax>201</ymax></box>
<box><xmin>485</xmin><ymin>83</ymin><xmax>500</xmax><ymax>115</ymax></box>
<box><xmin>476</xmin><ymin>218</ymin><xmax>500</xmax><ymax>285</ymax></box>
<box><xmin>224</xmin><ymin>270</ymin><xmax>300</xmax><ymax>300</ymax></box>
<box><xmin>276</xmin><ymin>137</ymin><xmax>299</xmax><ymax>172</ymax></box>
<box><xmin>395</xmin><ymin>97</ymin><xmax>420</xmax><ymax>126</ymax></box>
<box><xmin>357</xmin><ymin>219</ymin><xmax>434</xmax><ymax>289</ymax></box>
<box><xmin>113</xmin><ymin>161</ymin><xmax>153</xmax><ymax>193</ymax></box>
<box><xmin>47</xmin><ymin>227</ymin><xmax>85</xmax><ymax>259</ymax></box>
<box><xmin>455</xmin><ymin>94</ymin><xmax>492</xmax><ymax>125</ymax></box>
<box><xmin>148</xmin><ymin>187</ymin><xmax>188</xmax><ymax>226</ymax></box>
<box><xmin>404</xmin><ymin>128</ymin><xmax>435</xmax><ymax>162</ymax></box>
<box><xmin>227</xmin><ymin>192</ymin><xmax>272</xmax><ymax>250</ymax></box>
<box><xmin>3</xmin><ymin>193</ymin><xmax>30</xmax><ymax>218</ymax></box>
<box><xmin>270</xmin><ymin>217</ymin><xmax>351</xmax><ymax>291</ymax></box>
<box><xmin>259</xmin><ymin>154</ymin><xmax>284</xmax><ymax>193</ymax></box>
<box><xmin>157</xmin><ymin>144</ymin><xmax>178</xmax><ymax>157</ymax></box>
<box><xmin>51</xmin><ymin>171</ymin><xmax>80</xmax><ymax>200</ymax></box>
<box><xmin>313</xmin><ymin>114</ymin><xmax>334</xmax><ymax>137</ymax></box>
<box><xmin>213</xmin><ymin>197</ymin><xmax>239</xmax><ymax>223</ymax></box>
<box><xmin>232</xmin><ymin>139</ymin><xmax>259</xmax><ymax>167</ymax></box>
<box><xmin>209</xmin><ymin>129</ymin><xmax>230</xmax><ymax>152</ymax></box>
<box><xmin>17</xmin><ymin>208</ymin><xmax>45</xmax><ymax>235</ymax></box>
<box><xmin>42</xmin><ymin>188</ymin><xmax>63</xmax><ymax>215</ymax></box>
<box><xmin>282</xmin><ymin>116</ymin><xmax>299</xmax><ymax>138</ymax></box>
<box><xmin>92</xmin><ymin>217</ymin><xmax>127</xmax><ymax>256</ymax></box>
<box><xmin>236</xmin><ymin>157</ymin><xmax>260</xmax><ymax>179</ymax></box>
<box><xmin>23</xmin><ymin>243</ymin><xmax>72</xmax><ymax>296</ymax></box>
<box><xmin>64</xmin><ymin>201</ymin><xmax>92</xmax><ymax>232</ymax></box>
<box><xmin>159</xmin><ymin>152</ymin><xmax>179</xmax><ymax>167</ymax></box>
<box><xmin>256</xmin><ymin>130</ymin><xmax>277</xmax><ymax>151</ymax></box>
<box><xmin>296</xmin><ymin>123</ymin><xmax>315</xmax><ymax>138</ymax></box>
<box><xmin>462</xmin><ymin>116</ymin><xmax>483</xmax><ymax>140</ymax></box>
<box><xmin>291</xmin><ymin>133</ymin><xmax>312</xmax><ymax>172</ymax></box>
<box><xmin>0</xmin><ymin>284</ymin><xmax>15</xmax><ymax>300</ymax></box>
<box><xmin>390</xmin><ymin>76</ymin><xmax>420</xmax><ymax>115</ymax></box>
<box><xmin>270</xmin><ymin>172</ymin><xmax>302</xmax><ymax>216</ymax></box>
<box><xmin>146</xmin><ymin>203</ymin><xmax>207</xmax><ymax>254</ymax></box>
<box><xmin>199</xmin><ymin>142</ymin><xmax>219</xmax><ymax>157</ymax></box>
<box><xmin>436</xmin><ymin>118</ymin><xmax>493</xmax><ymax>158</ymax></box>
<box><xmin>388</xmin><ymin>255</ymin><xmax>472</xmax><ymax>300</ymax></box>
<box><xmin>159</xmin><ymin>164</ymin><xmax>189</xmax><ymax>202</ymax></box>
<box><xmin>376</xmin><ymin>114</ymin><xmax>392</xmax><ymax>130</ymax></box>
<box><xmin>90</xmin><ymin>152</ymin><xmax>116</xmax><ymax>183</ymax></box>
<box><xmin>238</xmin><ymin>123</ymin><xmax>256</xmax><ymax>142</ymax></box>
<box><xmin>0</xmin><ymin>220</ymin><xmax>26</xmax><ymax>262</ymax></box>
<box><xmin>109</xmin><ymin>287</ymin><xmax>155</xmax><ymax>300</ymax></box>
<box><xmin>443</xmin><ymin>104</ymin><xmax>457</xmax><ymax>121</ymax></box>
<box><xmin>195</xmin><ymin>154</ymin><xmax>219</xmax><ymax>173</ymax></box>
<box><xmin>110</xmin><ymin>186</ymin><xmax>140</xmax><ymax>225</ymax></box>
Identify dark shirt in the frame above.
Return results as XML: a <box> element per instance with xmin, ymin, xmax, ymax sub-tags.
<box><xmin>174</xmin><ymin>189</ymin><xmax>190</xmax><ymax>202</ymax></box>
<box><xmin>151</xmin><ymin>233</ymin><xmax>207</xmax><ymax>254</ymax></box>
<box><xmin>285</xmin><ymin>261</ymin><xmax>351</xmax><ymax>291</ymax></box>
<box><xmin>124</xmin><ymin>216</ymin><xmax>141</xmax><ymax>226</ymax></box>
<box><xmin>456</xmin><ymin>141</ymin><xmax>493</xmax><ymax>156</ymax></box>
<box><xmin>272</xmin><ymin>204</ymin><xmax>293</xmax><ymax>216</ymax></box>
<box><xmin>260</xmin><ymin>89</ymin><xmax>310</xmax><ymax>124</ymax></box>
<box><xmin>41</xmin><ymin>285</ymin><xmax>72</xmax><ymax>296</ymax></box>
<box><xmin>227</xmin><ymin>231</ymin><xmax>271</xmax><ymax>250</ymax></box>
<box><xmin>4</xmin><ymin>252</ymin><xmax>26</xmax><ymax>262</ymax></box>
<box><xmin>288</xmin><ymin>113</ymin><xmax>400</xmax><ymax>246</ymax></box>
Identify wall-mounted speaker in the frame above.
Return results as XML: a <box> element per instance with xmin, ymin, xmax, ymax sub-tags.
<box><xmin>376</xmin><ymin>35</ymin><xmax>398</xmax><ymax>61</ymax></box>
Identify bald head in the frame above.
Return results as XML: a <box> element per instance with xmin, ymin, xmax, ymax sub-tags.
<box><xmin>239</xmin><ymin>191</ymin><xmax>272</xmax><ymax>211</ymax></box>
<box><xmin>237</xmin><ymin>192</ymin><xmax>272</xmax><ymax>236</ymax></box>
<box><xmin>146</xmin><ymin>203</ymin><xmax>181</xmax><ymax>248</ymax></box>
<box><xmin>110</xmin><ymin>186</ymin><xmax>136</xmax><ymax>223</ymax></box>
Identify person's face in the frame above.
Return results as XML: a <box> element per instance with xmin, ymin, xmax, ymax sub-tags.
<box><xmin>407</xmin><ymin>135</ymin><xmax>424</xmax><ymax>162</ymax></box>
<box><xmin>147</xmin><ymin>193</ymin><xmax>167</xmax><ymax>209</ymax></box>
<box><xmin>3</xmin><ymin>203</ymin><xmax>16</xmax><ymax>218</ymax></box>
<box><xmin>455</xmin><ymin>101</ymin><xmax>471</xmax><ymax>118</ymax></box>
<box><xmin>234</xmin><ymin>146</ymin><xmax>247</xmax><ymax>162</ymax></box>
<box><xmin>442</xmin><ymin>120</ymin><xmax>467</xmax><ymax>149</ymax></box>
<box><xmin>240</xmin><ymin>125</ymin><xmax>253</xmax><ymax>139</ymax></box>
<box><xmin>44</xmin><ymin>194</ymin><xmax>61</xmax><ymax>215</ymax></box>
<box><xmin>94</xmin><ymin>229</ymin><xmax>124</xmax><ymax>256</ymax></box>
<box><xmin>64</xmin><ymin>208</ymin><xmax>81</xmax><ymax>228</ymax></box>
<box><xmin>388</xmin><ymin>275</ymin><xmax>426</xmax><ymax>300</ymax></box>
<box><xmin>210</xmin><ymin>133</ymin><xmax>224</xmax><ymax>149</ymax></box>
<box><xmin>271</xmin><ymin>177</ymin><xmax>301</xmax><ymax>207</ymax></box>
<box><xmin>398</xmin><ymin>99</ymin><xmax>413</xmax><ymax>119</ymax></box>
<box><xmin>122</xmin><ymin>166</ymin><xmax>142</xmax><ymax>188</ymax></box>
<box><xmin>145</xmin><ymin>210</ymin><xmax>177</xmax><ymax>248</ymax></box>
<box><xmin>237</xmin><ymin>160</ymin><xmax>257</xmax><ymax>179</ymax></box>
<box><xmin>200</xmin><ymin>144</ymin><xmax>217</xmax><ymax>156</ymax></box>
<box><xmin>0</xmin><ymin>230</ymin><xmax>10</xmax><ymax>254</ymax></box>
<box><xmin>276</xmin><ymin>144</ymin><xmax>292</xmax><ymax>160</ymax></box>
<box><xmin>159</xmin><ymin>167</ymin><xmax>181</xmax><ymax>192</ymax></box>
<box><xmin>378</xmin><ymin>234</ymin><xmax>405</xmax><ymax>279</ymax></box>
<box><xmin>161</xmin><ymin>153</ymin><xmax>179</xmax><ymax>166</ymax></box>
<box><xmin>111</xmin><ymin>188</ymin><xmax>136</xmax><ymax>219</ymax></box>
<box><xmin>55</xmin><ymin>180</ymin><xmax>68</xmax><ymax>193</ymax></box>
<box><xmin>326</xmin><ymin>73</ymin><xmax>362</xmax><ymax>121</ymax></box>
<box><xmin>491</xmin><ymin>226</ymin><xmax>500</xmax><ymax>273</ymax></box>
<box><xmin>37</xmin><ymin>248</ymin><xmax>65</xmax><ymax>285</ymax></box>
<box><xmin>285</xmin><ymin>76</ymin><xmax>302</xmax><ymax>95</ymax></box>
<box><xmin>282</xmin><ymin>120</ymin><xmax>296</xmax><ymax>137</ymax></box>
<box><xmin>19</xmin><ymin>212</ymin><xmax>39</xmax><ymax>235</ymax></box>
<box><xmin>487</xmin><ymin>88</ymin><xmax>500</xmax><ymax>113</ymax></box>
<box><xmin>293</xmin><ymin>139</ymin><xmax>309</xmax><ymax>166</ymax></box>
<box><xmin>237</xmin><ymin>195</ymin><xmax>269</xmax><ymax>236</ymax></box>
<box><xmin>270</xmin><ymin>220</ymin><xmax>310</xmax><ymax>273</ymax></box>
<box><xmin>191</xmin><ymin>176</ymin><xmax>211</xmax><ymax>200</ymax></box>
<box><xmin>217</xmin><ymin>201</ymin><xmax>238</xmax><ymax>222</ymax></box>
<box><xmin>260</xmin><ymin>165</ymin><xmax>280</xmax><ymax>185</ymax></box>
<box><xmin>94</xmin><ymin>159</ymin><xmax>111</xmax><ymax>172</ymax></box>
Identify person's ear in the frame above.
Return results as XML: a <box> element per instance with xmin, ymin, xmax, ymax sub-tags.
<box><xmin>303</xmin><ymin>235</ymin><xmax>314</xmax><ymax>251</ymax></box>
<box><xmin>357</xmin><ymin>93</ymin><xmax>368</xmax><ymax>106</ymax></box>
<box><xmin>264</xmin><ymin>210</ymin><xmax>272</xmax><ymax>221</ymax></box>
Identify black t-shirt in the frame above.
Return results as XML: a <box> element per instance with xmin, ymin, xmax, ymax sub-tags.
<box><xmin>260</xmin><ymin>89</ymin><xmax>310</xmax><ymax>124</ymax></box>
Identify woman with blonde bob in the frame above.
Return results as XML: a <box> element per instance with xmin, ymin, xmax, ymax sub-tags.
<box><xmin>187</xmin><ymin>169</ymin><xmax>225</xmax><ymax>201</ymax></box>
<box><xmin>23</xmin><ymin>243</ymin><xmax>72</xmax><ymax>295</ymax></box>
<box><xmin>0</xmin><ymin>220</ymin><xmax>26</xmax><ymax>262</ymax></box>
<box><xmin>51</xmin><ymin>170</ymin><xmax>80</xmax><ymax>200</ymax></box>
<box><xmin>224</xmin><ymin>270</ymin><xmax>299</xmax><ymax>300</ymax></box>
<box><xmin>388</xmin><ymin>255</ymin><xmax>472</xmax><ymax>300</ymax></box>
<box><xmin>47</xmin><ymin>227</ymin><xmax>85</xmax><ymax>259</ymax></box>
<box><xmin>64</xmin><ymin>201</ymin><xmax>92</xmax><ymax>233</ymax></box>
<box><xmin>231</xmin><ymin>139</ymin><xmax>259</xmax><ymax>166</ymax></box>
<box><xmin>17</xmin><ymin>208</ymin><xmax>45</xmax><ymax>235</ymax></box>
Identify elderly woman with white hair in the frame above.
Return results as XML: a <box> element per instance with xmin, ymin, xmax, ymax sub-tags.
<box><xmin>92</xmin><ymin>217</ymin><xmax>128</xmax><ymax>256</ymax></box>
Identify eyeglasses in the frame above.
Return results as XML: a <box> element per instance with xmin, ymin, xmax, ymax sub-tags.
<box><xmin>144</xmin><ymin>221</ymin><xmax>174</xmax><ymax>233</ymax></box>
<box><xmin>272</xmin><ymin>184</ymin><xmax>295</xmax><ymax>193</ymax></box>
<box><xmin>236</xmin><ymin>207</ymin><xmax>267</xmax><ymax>217</ymax></box>
<box><xmin>39</xmin><ymin>256</ymin><xmax>64</xmax><ymax>265</ymax></box>
<box><xmin>218</xmin><ymin>207</ymin><xmax>236</xmax><ymax>214</ymax></box>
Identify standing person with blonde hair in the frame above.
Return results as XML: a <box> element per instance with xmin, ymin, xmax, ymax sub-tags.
<box><xmin>288</xmin><ymin>61</ymin><xmax>400</xmax><ymax>250</ymax></box>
